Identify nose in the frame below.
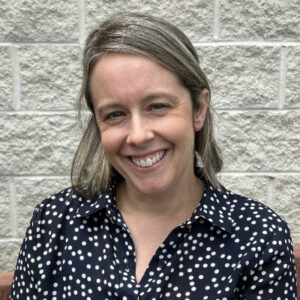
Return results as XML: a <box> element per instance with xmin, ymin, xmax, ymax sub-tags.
<box><xmin>126</xmin><ymin>114</ymin><xmax>154</xmax><ymax>145</ymax></box>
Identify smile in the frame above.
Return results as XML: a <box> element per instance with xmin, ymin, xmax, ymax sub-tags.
<box><xmin>131</xmin><ymin>150</ymin><xmax>165</xmax><ymax>168</ymax></box>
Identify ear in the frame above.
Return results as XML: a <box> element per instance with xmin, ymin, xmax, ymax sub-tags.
<box><xmin>193</xmin><ymin>88</ymin><xmax>209</xmax><ymax>131</ymax></box>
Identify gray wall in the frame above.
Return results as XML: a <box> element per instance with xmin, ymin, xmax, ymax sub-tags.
<box><xmin>0</xmin><ymin>0</ymin><xmax>299</xmax><ymax>272</ymax></box>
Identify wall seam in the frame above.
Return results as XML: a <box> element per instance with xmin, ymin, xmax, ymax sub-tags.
<box><xmin>0</xmin><ymin>42</ymin><xmax>80</xmax><ymax>46</ymax></box>
<box><xmin>9</xmin><ymin>177</ymin><xmax>17</xmax><ymax>238</ymax></box>
<box><xmin>79</xmin><ymin>0</ymin><xmax>86</xmax><ymax>47</ymax></box>
<box><xmin>194</xmin><ymin>41</ymin><xmax>300</xmax><ymax>46</ymax></box>
<box><xmin>0</xmin><ymin>238</ymin><xmax>22</xmax><ymax>243</ymax></box>
<box><xmin>217</xmin><ymin>108</ymin><xmax>300</xmax><ymax>112</ymax></box>
<box><xmin>4</xmin><ymin>175</ymin><xmax>69</xmax><ymax>179</ymax></box>
<box><xmin>278</xmin><ymin>47</ymin><xmax>287</xmax><ymax>109</ymax></box>
<box><xmin>221</xmin><ymin>171</ymin><xmax>300</xmax><ymax>175</ymax></box>
<box><xmin>213</xmin><ymin>0</ymin><xmax>220</xmax><ymax>39</ymax></box>
<box><xmin>267</xmin><ymin>176</ymin><xmax>275</xmax><ymax>209</ymax></box>
<box><xmin>1</xmin><ymin>108</ymin><xmax>300</xmax><ymax>115</ymax></box>
<box><xmin>9</xmin><ymin>46</ymin><xmax>20</xmax><ymax>110</ymax></box>
<box><xmin>2</xmin><ymin>42</ymin><xmax>300</xmax><ymax>47</ymax></box>
<box><xmin>0</xmin><ymin>110</ymin><xmax>76</xmax><ymax>115</ymax></box>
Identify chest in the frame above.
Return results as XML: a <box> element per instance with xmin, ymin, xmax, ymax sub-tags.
<box><xmin>128</xmin><ymin>221</ymin><xmax>178</xmax><ymax>283</ymax></box>
<box><xmin>36</xmin><ymin>214</ymin><xmax>245</xmax><ymax>299</ymax></box>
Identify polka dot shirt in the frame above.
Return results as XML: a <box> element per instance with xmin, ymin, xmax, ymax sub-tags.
<box><xmin>10</xmin><ymin>181</ymin><xmax>298</xmax><ymax>299</ymax></box>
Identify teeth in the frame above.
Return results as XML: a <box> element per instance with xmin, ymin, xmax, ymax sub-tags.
<box><xmin>132</xmin><ymin>151</ymin><xmax>165</xmax><ymax>168</ymax></box>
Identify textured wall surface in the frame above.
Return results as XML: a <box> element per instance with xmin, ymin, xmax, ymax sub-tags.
<box><xmin>0</xmin><ymin>0</ymin><xmax>299</xmax><ymax>272</ymax></box>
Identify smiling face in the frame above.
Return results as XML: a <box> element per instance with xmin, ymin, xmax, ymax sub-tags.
<box><xmin>90</xmin><ymin>53</ymin><xmax>208</xmax><ymax>196</ymax></box>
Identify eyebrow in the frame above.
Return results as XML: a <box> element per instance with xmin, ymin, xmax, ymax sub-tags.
<box><xmin>95</xmin><ymin>92</ymin><xmax>179</xmax><ymax>116</ymax></box>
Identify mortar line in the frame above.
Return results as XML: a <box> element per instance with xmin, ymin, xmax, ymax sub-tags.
<box><xmin>216</xmin><ymin>108</ymin><xmax>300</xmax><ymax>112</ymax></box>
<box><xmin>194</xmin><ymin>41</ymin><xmax>300</xmax><ymax>47</ymax></box>
<box><xmin>9</xmin><ymin>46</ymin><xmax>21</xmax><ymax>110</ymax></box>
<box><xmin>213</xmin><ymin>0</ymin><xmax>220</xmax><ymax>39</ymax></box>
<box><xmin>0</xmin><ymin>238</ymin><xmax>22</xmax><ymax>243</ymax></box>
<box><xmin>1</xmin><ymin>108</ymin><xmax>300</xmax><ymax>115</ymax></box>
<box><xmin>1</xmin><ymin>174</ymin><xmax>70</xmax><ymax>178</ymax></box>
<box><xmin>267</xmin><ymin>177</ymin><xmax>275</xmax><ymax>209</ymax></box>
<box><xmin>221</xmin><ymin>171</ymin><xmax>300</xmax><ymax>175</ymax></box>
<box><xmin>0</xmin><ymin>42</ymin><xmax>79</xmax><ymax>46</ymax></box>
<box><xmin>278</xmin><ymin>47</ymin><xmax>287</xmax><ymax>109</ymax></box>
<box><xmin>3</xmin><ymin>175</ymin><xmax>69</xmax><ymax>179</ymax></box>
<box><xmin>9</xmin><ymin>177</ymin><xmax>17</xmax><ymax>238</ymax></box>
<box><xmin>79</xmin><ymin>0</ymin><xmax>86</xmax><ymax>47</ymax></box>
<box><xmin>0</xmin><ymin>110</ymin><xmax>76</xmax><ymax>115</ymax></box>
<box><xmin>1</xmin><ymin>41</ymin><xmax>300</xmax><ymax>47</ymax></box>
<box><xmin>3</xmin><ymin>172</ymin><xmax>298</xmax><ymax>178</ymax></box>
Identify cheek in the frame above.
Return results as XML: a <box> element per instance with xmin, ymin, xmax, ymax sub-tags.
<box><xmin>100</xmin><ymin>129</ymin><xmax>125</xmax><ymax>157</ymax></box>
<box><xmin>101</xmin><ymin>135</ymin><xmax>116</xmax><ymax>155</ymax></box>
<box><xmin>162</xmin><ymin>117</ymin><xmax>195</xmax><ymax>141</ymax></box>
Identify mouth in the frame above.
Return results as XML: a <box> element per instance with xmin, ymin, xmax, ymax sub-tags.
<box><xmin>130</xmin><ymin>150</ymin><xmax>166</xmax><ymax>168</ymax></box>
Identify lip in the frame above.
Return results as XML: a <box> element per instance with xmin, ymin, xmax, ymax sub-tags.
<box><xmin>130</xmin><ymin>149</ymin><xmax>165</xmax><ymax>160</ymax></box>
<box><xmin>126</xmin><ymin>149</ymin><xmax>169</xmax><ymax>172</ymax></box>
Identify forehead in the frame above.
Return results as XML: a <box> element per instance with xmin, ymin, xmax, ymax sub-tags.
<box><xmin>91</xmin><ymin>52</ymin><xmax>176</xmax><ymax>80</ymax></box>
<box><xmin>90</xmin><ymin>53</ymin><xmax>186</xmax><ymax>100</ymax></box>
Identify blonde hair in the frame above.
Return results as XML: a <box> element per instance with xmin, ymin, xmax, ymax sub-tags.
<box><xmin>71</xmin><ymin>13</ymin><xmax>223</xmax><ymax>198</ymax></box>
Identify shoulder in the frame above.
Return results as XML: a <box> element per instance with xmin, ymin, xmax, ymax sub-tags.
<box><xmin>35</xmin><ymin>187</ymin><xmax>83</xmax><ymax>211</ymax></box>
<box><xmin>217</xmin><ymin>185</ymin><xmax>291</xmax><ymax>241</ymax></box>
<box><xmin>30</xmin><ymin>187</ymin><xmax>84</xmax><ymax>230</ymax></box>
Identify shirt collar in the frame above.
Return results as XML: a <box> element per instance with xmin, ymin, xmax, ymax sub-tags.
<box><xmin>74</xmin><ymin>181</ymin><xmax>233</xmax><ymax>233</ymax></box>
<box><xmin>183</xmin><ymin>183</ymin><xmax>233</xmax><ymax>233</ymax></box>
<box><xmin>74</xmin><ymin>183</ymin><xmax>116</xmax><ymax>219</ymax></box>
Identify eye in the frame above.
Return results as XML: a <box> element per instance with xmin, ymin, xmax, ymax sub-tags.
<box><xmin>105</xmin><ymin>111</ymin><xmax>125</xmax><ymax>121</ymax></box>
<box><xmin>150</xmin><ymin>103</ymin><xmax>170</xmax><ymax>111</ymax></box>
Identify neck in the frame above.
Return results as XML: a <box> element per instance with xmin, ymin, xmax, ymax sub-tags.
<box><xmin>116</xmin><ymin>176</ymin><xmax>205</xmax><ymax>221</ymax></box>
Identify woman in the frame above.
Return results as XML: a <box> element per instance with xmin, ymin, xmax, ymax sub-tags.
<box><xmin>10</xmin><ymin>13</ymin><xmax>298</xmax><ymax>299</ymax></box>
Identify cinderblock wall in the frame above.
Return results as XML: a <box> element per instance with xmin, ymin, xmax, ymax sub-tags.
<box><xmin>0</xmin><ymin>0</ymin><xmax>299</xmax><ymax>272</ymax></box>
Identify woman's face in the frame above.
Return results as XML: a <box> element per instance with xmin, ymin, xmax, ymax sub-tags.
<box><xmin>90</xmin><ymin>53</ymin><xmax>208</xmax><ymax>196</ymax></box>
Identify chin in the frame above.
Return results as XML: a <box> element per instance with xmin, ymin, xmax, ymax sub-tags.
<box><xmin>134</xmin><ymin>180</ymin><xmax>170</xmax><ymax>195</ymax></box>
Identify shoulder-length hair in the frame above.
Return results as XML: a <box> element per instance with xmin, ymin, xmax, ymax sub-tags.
<box><xmin>71</xmin><ymin>13</ymin><xmax>223</xmax><ymax>199</ymax></box>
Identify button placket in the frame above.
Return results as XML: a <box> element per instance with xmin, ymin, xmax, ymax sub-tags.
<box><xmin>121</xmin><ymin>227</ymin><xmax>136</xmax><ymax>276</ymax></box>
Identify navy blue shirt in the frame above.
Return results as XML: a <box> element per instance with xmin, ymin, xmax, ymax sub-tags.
<box><xmin>10</xmin><ymin>182</ymin><xmax>298</xmax><ymax>299</ymax></box>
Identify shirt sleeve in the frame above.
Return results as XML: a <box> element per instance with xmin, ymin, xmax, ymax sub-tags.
<box><xmin>237</xmin><ymin>221</ymin><xmax>298</xmax><ymax>300</ymax></box>
<box><xmin>10</xmin><ymin>203</ymin><xmax>43</xmax><ymax>300</ymax></box>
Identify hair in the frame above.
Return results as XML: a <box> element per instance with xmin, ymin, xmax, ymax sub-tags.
<box><xmin>71</xmin><ymin>13</ymin><xmax>223</xmax><ymax>199</ymax></box>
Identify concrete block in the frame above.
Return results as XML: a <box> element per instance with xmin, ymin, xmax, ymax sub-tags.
<box><xmin>217</xmin><ymin>111</ymin><xmax>300</xmax><ymax>171</ymax></box>
<box><xmin>0</xmin><ymin>0</ymin><xmax>79</xmax><ymax>42</ymax></box>
<box><xmin>285</xmin><ymin>47</ymin><xmax>300</xmax><ymax>108</ymax></box>
<box><xmin>0</xmin><ymin>47</ymin><xmax>13</xmax><ymax>110</ymax></box>
<box><xmin>197</xmin><ymin>46</ymin><xmax>280</xmax><ymax>108</ymax></box>
<box><xmin>273</xmin><ymin>176</ymin><xmax>300</xmax><ymax>233</ymax></box>
<box><xmin>219</xmin><ymin>0</ymin><xmax>300</xmax><ymax>40</ymax></box>
<box><xmin>0</xmin><ymin>113</ymin><xmax>81</xmax><ymax>175</ymax></box>
<box><xmin>19</xmin><ymin>46</ymin><xmax>81</xmax><ymax>110</ymax></box>
<box><xmin>86</xmin><ymin>0</ymin><xmax>214</xmax><ymax>43</ymax></box>
<box><xmin>220</xmin><ymin>174</ymin><xmax>270</xmax><ymax>206</ymax></box>
<box><xmin>0</xmin><ymin>241</ymin><xmax>21</xmax><ymax>272</ymax></box>
<box><xmin>15</xmin><ymin>177</ymin><xmax>70</xmax><ymax>237</ymax></box>
<box><xmin>0</xmin><ymin>177</ymin><xmax>11</xmax><ymax>237</ymax></box>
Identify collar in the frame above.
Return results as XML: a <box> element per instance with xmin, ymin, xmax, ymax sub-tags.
<box><xmin>74</xmin><ymin>181</ymin><xmax>233</xmax><ymax>234</ymax></box>
<box><xmin>182</xmin><ymin>183</ymin><xmax>233</xmax><ymax>233</ymax></box>
<box><xmin>74</xmin><ymin>183</ymin><xmax>117</xmax><ymax>218</ymax></box>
